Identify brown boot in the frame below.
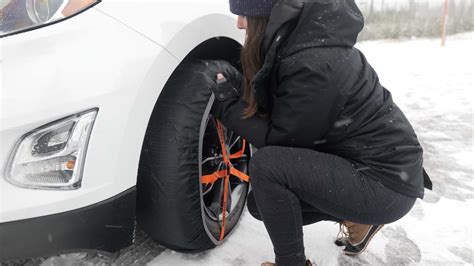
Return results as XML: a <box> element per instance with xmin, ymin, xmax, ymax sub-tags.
<box><xmin>261</xmin><ymin>259</ymin><xmax>313</xmax><ymax>266</ymax></box>
<box><xmin>335</xmin><ymin>221</ymin><xmax>384</xmax><ymax>256</ymax></box>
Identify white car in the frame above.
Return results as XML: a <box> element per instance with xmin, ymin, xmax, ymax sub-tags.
<box><xmin>0</xmin><ymin>0</ymin><xmax>254</xmax><ymax>261</ymax></box>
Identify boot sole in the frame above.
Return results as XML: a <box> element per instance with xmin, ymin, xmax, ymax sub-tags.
<box><xmin>343</xmin><ymin>224</ymin><xmax>384</xmax><ymax>256</ymax></box>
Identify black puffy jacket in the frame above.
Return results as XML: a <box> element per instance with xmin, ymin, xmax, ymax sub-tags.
<box><xmin>211</xmin><ymin>0</ymin><xmax>432</xmax><ymax>199</ymax></box>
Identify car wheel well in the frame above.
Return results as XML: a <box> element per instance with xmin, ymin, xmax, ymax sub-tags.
<box><xmin>137</xmin><ymin>36</ymin><xmax>242</xmax><ymax>178</ymax></box>
<box><xmin>181</xmin><ymin>37</ymin><xmax>242</xmax><ymax>72</ymax></box>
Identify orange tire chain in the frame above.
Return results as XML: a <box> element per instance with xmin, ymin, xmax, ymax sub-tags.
<box><xmin>200</xmin><ymin>119</ymin><xmax>249</xmax><ymax>241</ymax></box>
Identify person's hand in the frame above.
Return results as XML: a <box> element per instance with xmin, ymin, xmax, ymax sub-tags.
<box><xmin>210</xmin><ymin>73</ymin><xmax>241</xmax><ymax>102</ymax></box>
<box><xmin>209</xmin><ymin>72</ymin><xmax>243</xmax><ymax>120</ymax></box>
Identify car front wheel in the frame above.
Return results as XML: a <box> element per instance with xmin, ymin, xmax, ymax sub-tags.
<box><xmin>136</xmin><ymin>59</ymin><xmax>252</xmax><ymax>252</ymax></box>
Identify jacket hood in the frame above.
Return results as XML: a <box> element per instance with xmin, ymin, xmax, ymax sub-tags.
<box><xmin>251</xmin><ymin>0</ymin><xmax>364</xmax><ymax>114</ymax></box>
<box><xmin>263</xmin><ymin>0</ymin><xmax>364</xmax><ymax>56</ymax></box>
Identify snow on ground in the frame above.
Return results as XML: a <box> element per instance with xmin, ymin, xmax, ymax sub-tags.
<box><xmin>32</xmin><ymin>33</ymin><xmax>474</xmax><ymax>265</ymax></box>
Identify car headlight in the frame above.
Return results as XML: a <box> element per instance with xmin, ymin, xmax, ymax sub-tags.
<box><xmin>0</xmin><ymin>0</ymin><xmax>100</xmax><ymax>38</ymax></box>
<box><xmin>4</xmin><ymin>109</ymin><xmax>98</xmax><ymax>190</ymax></box>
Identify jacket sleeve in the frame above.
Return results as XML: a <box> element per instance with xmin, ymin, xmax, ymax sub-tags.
<box><xmin>211</xmin><ymin>96</ymin><xmax>271</xmax><ymax>150</ymax></box>
<box><xmin>266</xmin><ymin>50</ymin><xmax>343</xmax><ymax>148</ymax></box>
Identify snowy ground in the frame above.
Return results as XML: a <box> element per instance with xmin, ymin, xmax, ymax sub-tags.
<box><xmin>12</xmin><ymin>33</ymin><xmax>474</xmax><ymax>265</ymax></box>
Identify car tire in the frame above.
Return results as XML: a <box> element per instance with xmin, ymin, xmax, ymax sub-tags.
<box><xmin>136</xmin><ymin>59</ymin><xmax>252</xmax><ymax>253</ymax></box>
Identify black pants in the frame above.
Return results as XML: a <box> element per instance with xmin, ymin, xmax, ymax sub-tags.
<box><xmin>246</xmin><ymin>145</ymin><xmax>417</xmax><ymax>266</ymax></box>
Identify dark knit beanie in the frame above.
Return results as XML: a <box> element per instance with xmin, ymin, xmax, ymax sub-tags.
<box><xmin>229</xmin><ymin>0</ymin><xmax>277</xmax><ymax>17</ymax></box>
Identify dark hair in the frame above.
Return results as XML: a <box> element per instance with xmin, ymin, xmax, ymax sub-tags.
<box><xmin>240</xmin><ymin>16</ymin><xmax>269</xmax><ymax>119</ymax></box>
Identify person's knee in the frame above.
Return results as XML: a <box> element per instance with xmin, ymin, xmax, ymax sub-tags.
<box><xmin>249</xmin><ymin>146</ymin><xmax>281</xmax><ymax>186</ymax></box>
